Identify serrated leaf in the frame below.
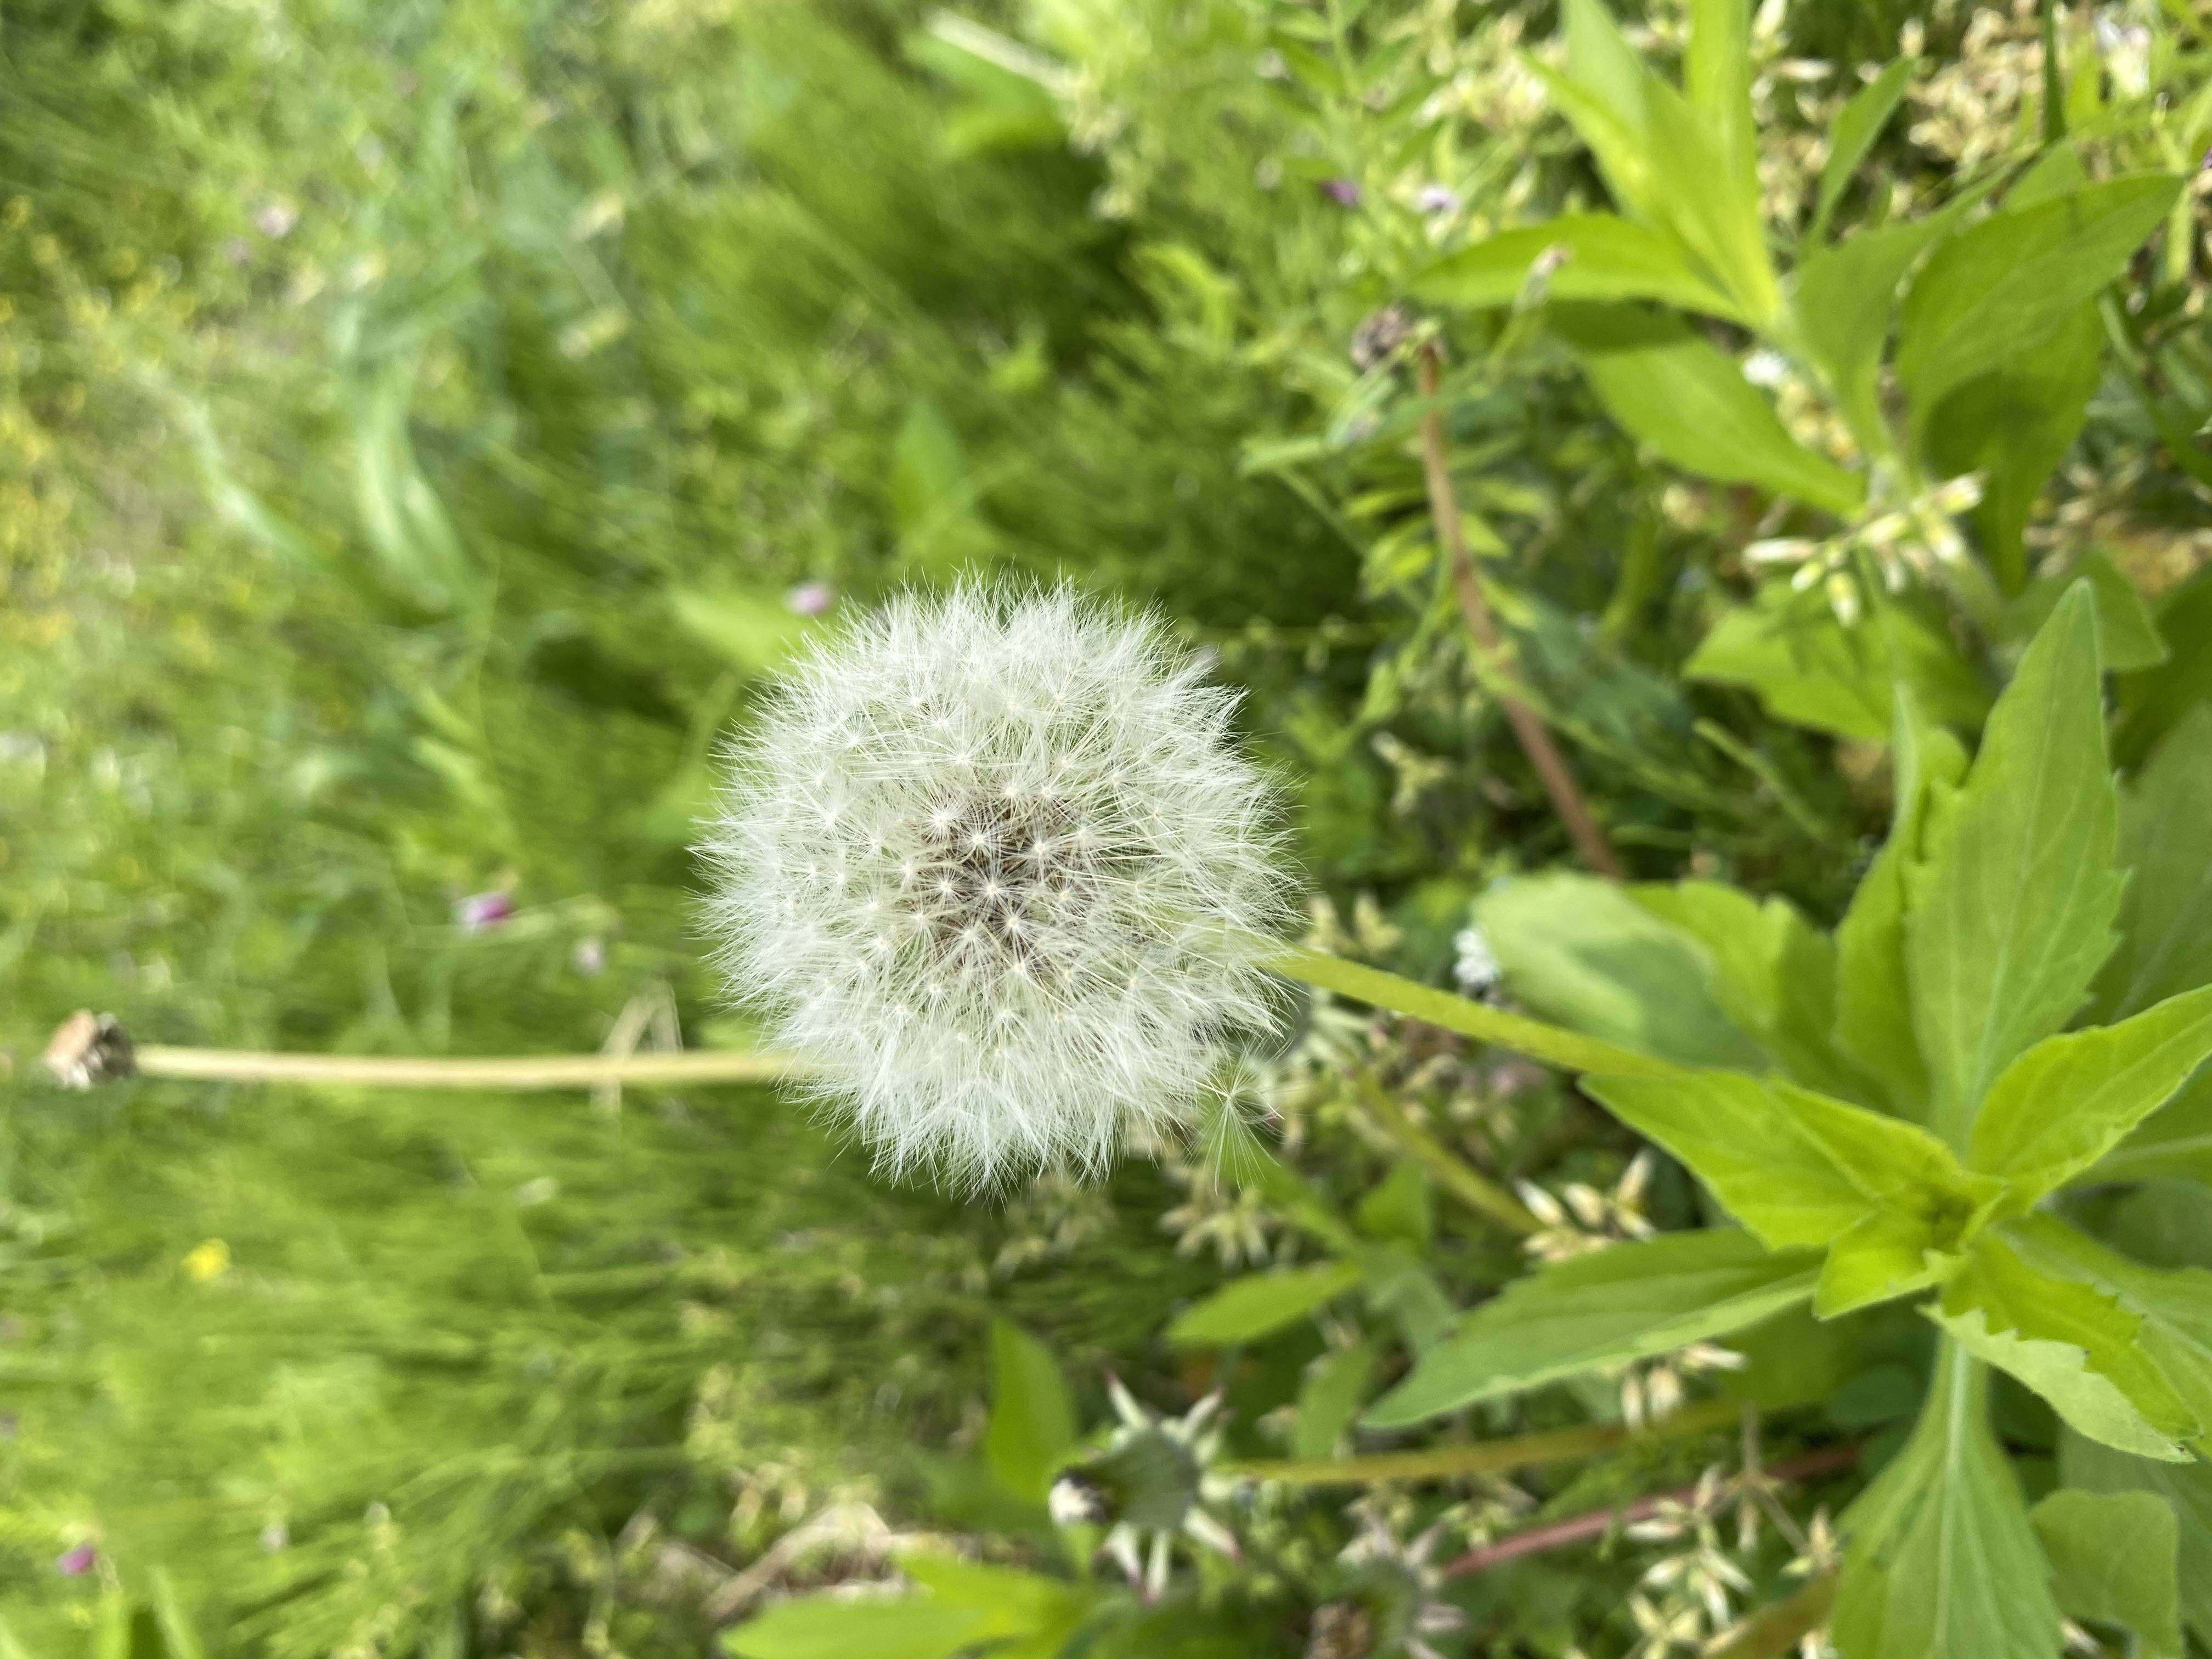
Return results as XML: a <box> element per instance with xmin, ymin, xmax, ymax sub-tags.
<box><xmin>2005</xmin><ymin>1215</ymin><xmax>2212</xmax><ymax>1450</ymax></box>
<box><xmin>1816</xmin><ymin>1207</ymin><xmax>1961</xmax><ymax>1318</ymax></box>
<box><xmin>1830</xmin><ymin>1345</ymin><xmax>2061</xmax><ymax>1659</ymax></box>
<box><xmin>1470</xmin><ymin>874</ymin><xmax>1767</xmax><ymax>1069</ymax></box>
<box><xmin>2093</xmin><ymin>704</ymin><xmax>2212</xmax><ymax>1023</ymax></box>
<box><xmin>1897</xmin><ymin>174</ymin><xmax>2183</xmax><ymax>424</ymax></box>
<box><xmin>1933</xmin><ymin>1232</ymin><xmax>2195</xmax><ymax>1460</ymax></box>
<box><xmin>1583</xmin><ymin>1070</ymin><xmax>1874</xmax><ymax>1249</ymax></box>
<box><xmin>1833</xmin><ymin>689</ymin><xmax>1970</xmax><ymax>1120</ymax></box>
<box><xmin>2032</xmin><ymin>1490</ymin><xmax>2185</xmax><ymax>1659</ymax></box>
<box><xmin>1551</xmin><ymin>304</ymin><xmax>1863</xmax><ymax>514</ymax></box>
<box><xmin>2059</xmin><ymin>1432</ymin><xmax>2212</xmax><ymax>1647</ymax></box>
<box><xmin>1968</xmin><ymin>985</ymin><xmax>2212</xmax><ymax>1204</ymax></box>
<box><xmin>1412</xmin><ymin>215</ymin><xmax>1741</xmax><ymax>318</ymax></box>
<box><xmin>898</xmin><ymin>1553</ymin><xmax>1090</xmax><ymax>1659</ymax></box>
<box><xmin>983</xmin><ymin>1321</ymin><xmax>1077</xmax><ymax>1503</ymax></box>
<box><xmin>2007</xmin><ymin>549</ymin><xmax>2171</xmax><ymax>675</ymax></box>
<box><xmin>1364</xmin><ymin>1230</ymin><xmax>1819</xmax><ymax>1427</ymax></box>
<box><xmin>1905</xmin><ymin>584</ymin><xmax>2125</xmax><ymax>1146</ymax></box>
<box><xmin>1167</xmin><ymin>1261</ymin><xmax>1364</xmax><ymax>1348</ymax></box>
<box><xmin>1813</xmin><ymin>59</ymin><xmax>1914</xmax><ymax>239</ymax></box>
<box><xmin>2095</xmin><ymin>1070</ymin><xmax>2212</xmax><ymax>1184</ymax></box>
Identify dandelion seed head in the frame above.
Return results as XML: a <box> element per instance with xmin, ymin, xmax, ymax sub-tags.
<box><xmin>703</xmin><ymin>583</ymin><xmax>1293</xmax><ymax>1188</ymax></box>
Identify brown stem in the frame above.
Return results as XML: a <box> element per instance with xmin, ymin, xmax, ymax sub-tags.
<box><xmin>1415</xmin><ymin>342</ymin><xmax>1627</xmax><ymax>881</ymax></box>
<box><xmin>1439</xmin><ymin>1440</ymin><xmax>1860</xmax><ymax>1579</ymax></box>
<box><xmin>1222</xmin><ymin>1395</ymin><xmax>1740</xmax><ymax>1487</ymax></box>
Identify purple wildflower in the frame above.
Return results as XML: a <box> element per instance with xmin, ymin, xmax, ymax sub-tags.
<box><xmin>1320</xmin><ymin>178</ymin><xmax>1362</xmax><ymax>208</ymax></box>
<box><xmin>456</xmin><ymin>891</ymin><xmax>514</xmax><ymax>933</ymax></box>
<box><xmin>786</xmin><ymin>582</ymin><xmax>836</xmax><ymax>617</ymax></box>
<box><xmin>55</xmin><ymin>1543</ymin><xmax>97</xmax><ymax>1576</ymax></box>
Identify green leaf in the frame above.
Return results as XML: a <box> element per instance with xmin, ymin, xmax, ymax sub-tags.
<box><xmin>1967</xmin><ymin>985</ymin><xmax>2212</xmax><ymax>1203</ymax></box>
<box><xmin>1583</xmin><ymin>1070</ymin><xmax>1874</xmax><ymax>1249</ymax></box>
<box><xmin>1897</xmin><ymin>174</ymin><xmax>2184</xmax><ymax>425</ymax></box>
<box><xmin>1833</xmin><ymin>689</ymin><xmax>1970</xmax><ymax>1120</ymax></box>
<box><xmin>1813</xmin><ymin>59</ymin><xmax>1915</xmax><ymax>240</ymax></box>
<box><xmin>2007</xmin><ymin>549</ymin><xmax>2171</xmax><ymax>676</ymax></box>
<box><xmin>1356</xmin><ymin>1162</ymin><xmax>1434</xmax><ymax>1248</ymax></box>
<box><xmin>1683</xmin><ymin>582</ymin><xmax>1987</xmax><ymax>742</ymax></box>
<box><xmin>1796</xmin><ymin>177</ymin><xmax>2002</xmax><ymax>455</ymax></box>
<box><xmin>1292</xmin><ymin>1342</ymin><xmax>1378</xmax><ymax>1460</ymax></box>
<box><xmin>1816</xmin><ymin>1208</ymin><xmax>1958</xmax><ymax>1318</ymax></box>
<box><xmin>2096</xmin><ymin>1071</ymin><xmax>2212</xmax><ymax>1185</ymax></box>
<box><xmin>669</xmin><ymin>586</ymin><xmax>819</xmax><ymax>676</ymax></box>
<box><xmin>898</xmin><ymin>1553</ymin><xmax>1090</xmax><ymax>1659</ymax></box>
<box><xmin>1830</xmin><ymin>1345</ymin><xmax>2061</xmax><ymax>1659</ymax></box>
<box><xmin>1412</xmin><ymin>215</ymin><xmax>1742</xmax><ymax>318</ymax></box>
<box><xmin>1905</xmin><ymin>584</ymin><xmax>2125</xmax><ymax>1146</ymax></box>
<box><xmin>2116</xmin><ymin>568</ymin><xmax>2212</xmax><ymax>770</ymax></box>
<box><xmin>1932</xmin><ymin>1233</ymin><xmax>2195</xmax><ymax>1461</ymax></box>
<box><xmin>2032</xmin><ymin>1490</ymin><xmax>2186</xmax><ymax>1659</ymax></box>
<box><xmin>1166</xmin><ymin>1261</ymin><xmax>1365</xmax><ymax>1348</ymax></box>
<box><xmin>1476</xmin><ymin>872</ymin><xmax>1769</xmax><ymax>1070</ymax></box>
<box><xmin>721</xmin><ymin>1597</ymin><xmax>986</xmax><ymax>1659</ymax></box>
<box><xmin>2060</xmin><ymin>1432</ymin><xmax>2212</xmax><ymax>1647</ymax></box>
<box><xmin>1683</xmin><ymin>0</ymin><xmax>1757</xmax><ymax>238</ymax></box>
<box><xmin>2093</xmin><ymin>704</ymin><xmax>2212</xmax><ymax>1022</ymax></box>
<box><xmin>1551</xmin><ymin>304</ymin><xmax>1863</xmax><ymax>514</ymax></box>
<box><xmin>983</xmin><ymin>1321</ymin><xmax>1078</xmax><ymax>1503</ymax></box>
<box><xmin>1364</xmin><ymin>1230</ymin><xmax>1820</xmax><ymax>1426</ymax></box>
<box><xmin>1923</xmin><ymin>301</ymin><xmax>2104</xmax><ymax>594</ymax></box>
<box><xmin>2005</xmin><ymin>1215</ymin><xmax>2212</xmax><ymax>1451</ymax></box>
<box><xmin>1358</xmin><ymin>1245</ymin><xmax>1457</xmax><ymax>1355</ymax></box>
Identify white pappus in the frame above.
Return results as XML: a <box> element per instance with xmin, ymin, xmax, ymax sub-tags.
<box><xmin>702</xmin><ymin>583</ymin><xmax>1293</xmax><ymax>1189</ymax></box>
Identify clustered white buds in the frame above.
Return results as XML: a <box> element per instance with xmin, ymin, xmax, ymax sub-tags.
<box><xmin>702</xmin><ymin>583</ymin><xmax>1293</xmax><ymax>1189</ymax></box>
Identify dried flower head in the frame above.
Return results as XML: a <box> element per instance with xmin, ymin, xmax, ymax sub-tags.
<box><xmin>703</xmin><ymin>583</ymin><xmax>1293</xmax><ymax>1188</ymax></box>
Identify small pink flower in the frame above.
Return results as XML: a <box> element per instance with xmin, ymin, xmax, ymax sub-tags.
<box><xmin>55</xmin><ymin>1543</ymin><xmax>96</xmax><ymax>1576</ymax></box>
<box><xmin>1320</xmin><ymin>178</ymin><xmax>1362</xmax><ymax>208</ymax></box>
<box><xmin>456</xmin><ymin>891</ymin><xmax>514</xmax><ymax>933</ymax></box>
<box><xmin>1415</xmin><ymin>184</ymin><xmax>1460</xmax><ymax>215</ymax></box>
<box><xmin>786</xmin><ymin>582</ymin><xmax>836</xmax><ymax>617</ymax></box>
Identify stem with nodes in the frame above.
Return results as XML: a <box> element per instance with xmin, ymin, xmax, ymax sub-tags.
<box><xmin>1415</xmin><ymin>341</ymin><xmax>1627</xmax><ymax>882</ymax></box>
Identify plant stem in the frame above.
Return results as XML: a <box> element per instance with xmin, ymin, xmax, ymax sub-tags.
<box><xmin>1439</xmin><ymin>1441</ymin><xmax>1861</xmax><ymax>1578</ymax></box>
<box><xmin>1354</xmin><ymin>1074</ymin><xmax>1539</xmax><ymax>1235</ymax></box>
<box><xmin>1415</xmin><ymin>342</ymin><xmax>1626</xmax><ymax>881</ymax></box>
<box><xmin>1220</xmin><ymin>1395</ymin><xmax>1740</xmax><ymax>1487</ymax></box>
<box><xmin>1705</xmin><ymin>1573</ymin><xmax>1840</xmax><ymax>1659</ymax></box>
<box><xmin>130</xmin><ymin>1045</ymin><xmax>795</xmax><ymax>1091</ymax></box>
<box><xmin>1271</xmin><ymin>947</ymin><xmax>1669</xmax><ymax>1078</ymax></box>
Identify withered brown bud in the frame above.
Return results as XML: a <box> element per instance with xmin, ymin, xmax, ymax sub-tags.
<box><xmin>1348</xmin><ymin>303</ymin><xmax>1419</xmax><ymax>374</ymax></box>
<box><xmin>43</xmin><ymin>1011</ymin><xmax>136</xmax><ymax>1088</ymax></box>
<box><xmin>1305</xmin><ymin>1600</ymin><xmax>1378</xmax><ymax>1659</ymax></box>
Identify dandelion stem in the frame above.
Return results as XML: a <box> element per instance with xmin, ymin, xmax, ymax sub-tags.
<box><xmin>128</xmin><ymin>1046</ymin><xmax>795</xmax><ymax>1091</ymax></box>
<box><xmin>1221</xmin><ymin>1395</ymin><xmax>1741</xmax><ymax>1487</ymax></box>
<box><xmin>1416</xmin><ymin>342</ymin><xmax>1627</xmax><ymax>881</ymax></box>
<box><xmin>1270</xmin><ymin>947</ymin><xmax>1670</xmax><ymax>1078</ymax></box>
<box><xmin>1353</xmin><ymin>1074</ymin><xmax>1539</xmax><ymax>1236</ymax></box>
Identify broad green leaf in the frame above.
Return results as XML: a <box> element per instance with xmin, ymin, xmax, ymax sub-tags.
<box><xmin>1830</xmin><ymin>1344</ymin><xmax>2061</xmax><ymax>1659</ymax></box>
<box><xmin>2032</xmin><ymin>1490</ymin><xmax>2185</xmax><ymax>1659</ymax></box>
<box><xmin>1683</xmin><ymin>582</ymin><xmax>1987</xmax><ymax>742</ymax></box>
<box><xmin>1167</xmin><ymin>1261</ymin><xmax>1364</xmax><ymax>1348</ymax></box>
<box><xmin>1355</xmin><ymin>1162</ymin><xmax>1433</xmax><ymax>1248</ymax></box>
<box><xmin>1772</xmin><ymin>1079</ymin><xmax>2006</xmax><ymax>1222</ymax></box>
<box><xmin>1412</xmin><ymin>215</ymin><xmax>1741</xmax><ymax>319</ymax></box>
<box><xmin>1816</xmin><ymin>1208</ymin><xmax>1958</xmax><ymax>1318</ymax></box>
<box><xmin>1933</xmin><ymin>1232</ymin><xmax>2194</xmax><ymax>1460</ymax></box>
<box><xmin>2006</xmin><ymin>1215</ymin><xmax>2212</xmax><ymax>1448</ymax></box>
<box><xmin>2060</xmin><ymin>1433</ymin><xmax>2212</xmax><ymax>1647</ymax></box>
<box><xmin>2093</xmin><ymin>705</ymin><xmax>2212</xmax><ymax>1022</ymax></box>
<box><xmin>1585</xmin><ymin>1070</ymin><xmax>1875</xmax><ymax>1249</ymax></box>
<box><xmin>1292</xmin><ymin>1342</ymin><xmax>1377</xmax><ymax>1460</ymax></box>
<box><xmin>2007</xmin><ymin>549</ymin><xmax>2171</xmax><ymax>676</ymax></box>
<box><xmin>1813</xmin><ymin>59</ymin><xmax>1915</xmax><ymax>240</ymax></box>
<box><xmin>899</xmin><ymin>1553</ymin><xmax>1091</xmax><ymax>1659</ymax></box>
<box><xmin>1968</xmin><ymin>986</ymin><xmax>2212</xmax><ymax>1203</ymax></box>
<box><xmin>1684</xmin><ymin>0</ymin><xmax>1756</xmax><ymax>239</ymax></box>
<box><xmin>1358</xmin><ymin>1245</ymin><xmax>1457</xmax><ymax>1355</ymax></box>
<box><xmin>1923</xmin><ymin>301</ymin><xmax>2103</xmax><ymax>594</ymax></box>
<box><xmin>983</xmin><ymin>1320</ymin><xmax>1078</xmax><ymax>1503</ymax></box>
<box><xmin>1833</xmin><ymin>690</ymin><xmax>1970</xmax><ymax>1120</ymax></box>
<box><xmin>1473</xmin><ymin>874</ymin><xmax>1768</xmax><ymax>1070</ymax></box>
<box><xmin>1551</xmin><ymin>304</ymin><xmax>1863</xmax><ymax>514</ymax></box>
<box><xmin>1796</xmin><ymin>176</ymin><xmax>2002</xmax><ymax>455</ymax></box>
<box><xmin>1897</xmin><ymin>174</ymin><xmax>2183</xmax><ymax>424</ymax></box>
<box><xmin>721</xmin><ymin>1596</ymin><xmax>985</xmax><ymax>1659</ymax></box>
<box><xmin>1905</xmin><ymin>584</ymin><xmax>2125</xmax><ymax>1146</ymax></box>
<box><xmin>669</xmin><ymin>586</ymin><xmax>819</xmax><ymax>675</ymax></box>
<box><xmin>1628</xmin><ymin>880</ymin><xmax>1870</xmax><ymax>1100</ymax></box>
<box><xmin>1364</xmin><ymin>1230</ymin><xmax>1819</xmax><ymax>1427</ymax></box>
<box><xmin>2096</xmin><ymin>1071</ymin><xmax>2212</xmax><ymax>1185</ymax></box>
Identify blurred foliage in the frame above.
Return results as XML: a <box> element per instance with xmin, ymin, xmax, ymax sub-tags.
<box><xmin>5</xmin><ymin>0</ymin><xmax>2212</xmax><ymax>1653</ymax></box>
